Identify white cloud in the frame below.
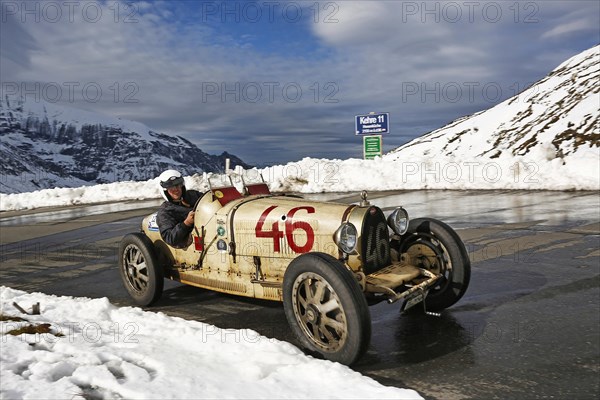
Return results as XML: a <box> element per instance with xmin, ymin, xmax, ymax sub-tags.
<box><xmin>542</xmin><ymin>17</ymin><xmax>597</xmax><ymax>39</ymax></box>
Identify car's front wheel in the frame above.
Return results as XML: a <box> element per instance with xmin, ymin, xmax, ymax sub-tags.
<box><xmin>118</xmin><ymin>233</ymin><xmax>164</xmax><ymax>306</ymax></box>
<box><xmin>394</xmin><ymin>218</ymin><xmax>471</xmax><ymax>311</ymax></box>
<box><xmin>283</xmin><ymin>253</ymin><xmax>371</xmax><ymax>365</ymax></box>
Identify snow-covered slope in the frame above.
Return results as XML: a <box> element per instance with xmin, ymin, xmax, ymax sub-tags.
<box><xmin>385</xmin><ymin>45</ymin><xmax>599</xmax><ymax>189</ymax></box>
<box><xmin>0</xmin><ymin>98</ymin><xmax>249</xmax><ymax>194</ymax></box>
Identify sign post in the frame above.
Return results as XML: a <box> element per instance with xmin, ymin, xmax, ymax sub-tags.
<box><xmin>355</xmin><ymin>112</ymin><xmax>389</xmax><ymax>160</ymax></box>
<box><xmin>363</xmin><ymin>135</ymin><xmax>382</xmax><ymax>160</ymax></box>
<box><xmin>355</xmin><ymin>112</ymin><xmax>389</xmax><ymax>135</ymax></box>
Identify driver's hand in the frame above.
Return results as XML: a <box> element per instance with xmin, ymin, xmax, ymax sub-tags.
<box><xmin>184</xmin><ymin>211</ymin><xmax>195</xmax><ymax>227</ymax></box>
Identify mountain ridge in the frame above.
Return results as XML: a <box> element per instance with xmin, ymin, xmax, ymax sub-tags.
<box><xmin>0</xmin><ymin>97</ymin><xmax>250</xmax><ymax>194</ymax></box>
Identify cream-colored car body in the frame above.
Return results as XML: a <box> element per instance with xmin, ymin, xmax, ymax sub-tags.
<box><xmin>142</xmin><ymin>186</ymin><xmax>436</xmax><ymax>303</ymax></box>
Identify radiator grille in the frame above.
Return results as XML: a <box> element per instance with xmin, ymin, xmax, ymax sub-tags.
<box><xmin>361</xmin><ymin>207</ymin><xmax>391</xmax><ymax>274</ymax></box>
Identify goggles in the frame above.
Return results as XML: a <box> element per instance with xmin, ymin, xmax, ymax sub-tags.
<box><xmin>160</xmin><ymin>176</ymin><xmax>184</xmax><ymax>188</ymax></box>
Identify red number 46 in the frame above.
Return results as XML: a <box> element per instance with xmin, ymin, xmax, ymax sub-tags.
<box><xmin>255</xmin><ymin>206</ymin><xmax>315</xmax><ymax>253</ymax></box>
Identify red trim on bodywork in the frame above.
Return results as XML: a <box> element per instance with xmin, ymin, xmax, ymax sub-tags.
<box><xmin>213</xmin><ymin>187</ymin><xmax>243</xmax><ymax>206</ymax></box>
<box><xmin>246</xmin><ymin>183</ymin><xmax>271</xmax><ymax>195</ymax></box>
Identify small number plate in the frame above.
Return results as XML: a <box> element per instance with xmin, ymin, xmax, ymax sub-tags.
<box><xmin>402</xmin><ymin>290</ymin><xmax>426</xmax><ymax>312</ymax></box>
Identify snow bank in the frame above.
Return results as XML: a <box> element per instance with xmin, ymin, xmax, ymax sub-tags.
<box><xmin>0</xmin><ymin>287</ymin><xmax>422</xmax><ymax>400</ymax></box>
<box><xmin>1</xmin><ymin>150</ymin><xmax>598</xmax><ymax>212</ymax></box>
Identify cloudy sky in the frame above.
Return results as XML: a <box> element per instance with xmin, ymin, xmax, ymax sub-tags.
<box><xmin>1</xmin><ymin>0</ymin><xmax>598</xmax><ymax>165</ymax></box>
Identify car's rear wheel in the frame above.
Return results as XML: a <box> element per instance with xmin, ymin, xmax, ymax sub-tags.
<box><xmin>395</xmin><ymin>218</ymin><xmax>470</xmax><ymax>311</ymax></box>
<box><xmin>283</xmin><ymin>253</ymin><xmax>371</xmax><ymax>365</ymax></box>
<box><xmin>118</xmin><ymin>233</ymin><xmax>163</xmax><ymax>306</ymax></box>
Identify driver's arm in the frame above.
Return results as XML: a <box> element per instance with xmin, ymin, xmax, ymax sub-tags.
<box><xmin>157</xmin><ymin>209</ymin><xmax>194</xmax><ymax>247</ymax></box>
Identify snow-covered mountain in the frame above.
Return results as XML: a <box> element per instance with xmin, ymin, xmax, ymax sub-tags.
<box><xmin>387</xmin><ymin>45</ymin><xmax>599</xmax><ymax>176</ymax></box>
<box><xmin>0</xmin><ymin>98</ymin><xmax>250</xmax><ymax>193</ymax></box>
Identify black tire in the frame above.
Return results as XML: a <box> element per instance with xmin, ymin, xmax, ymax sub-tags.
<box><xmin>283</xmin><ymin>253</ymin><xmax>371</xmax><ymax>365</ymax></box>
<box><xmin>118</xmin><ymin>233</ymin><xmax>164</xmax><ymax>306</ymax></box>
<box><xmin>395</xmin><ymin>218</ymin><xmax>470</xmax><ymax>311</ymax></box>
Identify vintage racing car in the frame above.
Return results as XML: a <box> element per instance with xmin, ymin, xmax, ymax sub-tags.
<box><xmin>118</xmin><ymin>178</ymin><xmax>470</xmax><ymax>365</ymax></box>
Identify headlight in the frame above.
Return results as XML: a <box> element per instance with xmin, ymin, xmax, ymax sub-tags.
<box><xmin>333</xmin><ymin>223</ymin><xmax>358</xmax><ymax>254</ymax></box>
<box><xmin>387</xmin><ymin>207</ymin><xmax>409</xmax><ymax>235</ymax></box>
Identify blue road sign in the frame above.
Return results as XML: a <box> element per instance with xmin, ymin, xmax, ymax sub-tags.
<box><xmin>355</xmin><ymin>112</ymin><xmax>389</xmax><ymax>135</ymax></box>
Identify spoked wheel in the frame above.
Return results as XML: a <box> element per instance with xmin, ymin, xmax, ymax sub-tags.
<box><xmin>293</xmin><ymin>272</ymin><xmax>348</xmax><ymax>352</ymax></box>
<box><xmin>283</xmin><ymin>253</ymin><xmax>371</xmax><ymax>365</ymax></box>
<box><xmin>118</xmin><ymin>233</ymin><xmax>164</xmax><ymax>306</ymax></box>
<box><xmin>395</xmin><ymin>218</ymin><xmax>470</xmax><ymax>311</ymax></box>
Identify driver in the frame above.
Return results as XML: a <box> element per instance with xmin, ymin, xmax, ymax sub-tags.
<box><xmin>156</xmin><ymin>169</ymin><xmax>203</xmax><ymax>247</ymax></box>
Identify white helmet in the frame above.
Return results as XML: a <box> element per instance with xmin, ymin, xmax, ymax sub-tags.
<box><xmin>158</xmin><ymin>169</ymin><xmax>185</xmax><ymax>201</ymax></box>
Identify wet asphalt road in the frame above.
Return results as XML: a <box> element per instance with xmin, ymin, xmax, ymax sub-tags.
<box><xmin>1</xmin><ymin>190</ymin><xmax>599</xmax><ymax>399</ymax></box>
